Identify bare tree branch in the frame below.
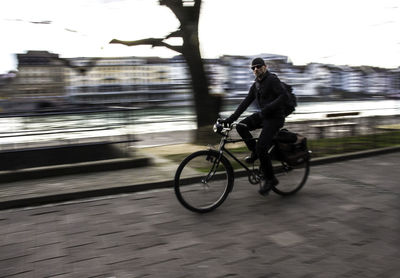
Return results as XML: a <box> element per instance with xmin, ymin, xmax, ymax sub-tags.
<box><xmin>166</xmin><ymin>29</ymin><xmax>183</xmax><ymax>39</ymax></box>
<box><xmin>109</xmin><ymin>38</ymin><xmax>183</xmax><ymax>53</ymax></box>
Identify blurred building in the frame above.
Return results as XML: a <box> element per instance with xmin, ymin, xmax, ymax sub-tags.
<box><xmin>0</xmin><ymin>71</ymin><xmax>17</xmax><ymax>98</ymax></box>
<box><xmin>65</xmin><ymin>55</ymin><xmax>191</xmax><ymax>106</ymax></box>
<box><xmin>13</xmin><ymin>51</ymin><xmax>66</xmax><ymax>102</ymax></box>
<box><xmin>0</xmin><ymin>71</ymin><xmax>18</xmax><ymax>112</ymax></box>
<box><xmin>389</xmin><ymin>68</ymin><xmax>400</xmax><ymax>97</ymax></box>
<box><xmin>2</xmin><ymin>50</ymin><xmax>399</xmax><ymax>113</ymax></box>
<box><xmin>0</xmin><ymin>51</ymin><xmax>68</xmax><ymax>112</ymax></box>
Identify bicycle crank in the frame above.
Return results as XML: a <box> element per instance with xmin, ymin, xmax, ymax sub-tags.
<box><xmin>248</xmin><ymin>170</ymin><xmax>262</xmax><ymax>185</ymax></box>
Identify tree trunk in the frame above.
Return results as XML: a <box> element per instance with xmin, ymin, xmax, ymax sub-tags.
<box><xmin>181</xmin><ymin>33</ymin><xmax>222</xmax><ymax>144</ymax></box>
<box><xmin>110</xmin><ymin>0</ymin><xmax>222</xmax><ymax>144</ymax></box>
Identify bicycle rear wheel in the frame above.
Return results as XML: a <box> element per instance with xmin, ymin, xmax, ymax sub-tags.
<box><xmin>174</xmin><ymin>150</ymin><xmax>234</xmax><ymax>213</ymax></box>
<box><xmin>272</xmin><ymin>160</ymin><xmax>310</xmax><ymax>196</ymax></box>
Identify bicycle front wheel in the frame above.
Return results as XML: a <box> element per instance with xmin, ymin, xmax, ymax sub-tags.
<box><xmin>272</xmin><ymin>160</ymin><xmax>310</xmax><ymax>196</ymax></box>
<box><xmin>174</xmin><ymin>150</ymin><xmax>234</xmax><ymax>213</ymax></box>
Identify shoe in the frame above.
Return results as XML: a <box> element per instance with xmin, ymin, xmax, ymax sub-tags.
<box><xmin>259</xmin><ymin>177</ymin><xmax>279</xmax><ymax>196</ymax></box>
<box><xmin>245</xmin><ymin>152</ymin><xmax>258</xmax><ymax>164</ymax></box>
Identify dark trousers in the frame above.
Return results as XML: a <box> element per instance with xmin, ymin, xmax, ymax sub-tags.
<box><xmin>236</xmin><ymin>113</ymin><xmax>284</xmax><ymax>179</ymax></box>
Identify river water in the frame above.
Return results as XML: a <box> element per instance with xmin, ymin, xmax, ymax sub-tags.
<box><xmin>1</xmin><ymin>99</ymin><xmax>399</xmax><ymax>147</ymax></box>
<box><xmin>132</xmin><ymin>99</ymin><xmax>400</xmax><ymax>133</ymax></box>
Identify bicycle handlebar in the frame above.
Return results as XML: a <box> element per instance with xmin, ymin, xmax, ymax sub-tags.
<box><xmin>214</xmin><ymin>119</ymin><xmax>247</xmax><ymax>136</ymax></box>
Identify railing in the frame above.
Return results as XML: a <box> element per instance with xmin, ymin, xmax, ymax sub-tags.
<box><xmin>284</xmin><ymin>113</ymin><xmax>400</xmax><ymax>157</ymax></box>
<box><xmin>0</xmin><ymin>105</ymin><xmax>399</xmax><ymax>158</ymax></box>
<box><xmin>0</xmin><ymin>107</ymin><xmax>138</xmax><ymax>152</ymax></box>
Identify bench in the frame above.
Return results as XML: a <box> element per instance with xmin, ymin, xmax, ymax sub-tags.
<box><xmin>375</xmin><ymin>124</ymin><xmax>400</xmax><ymax>132</ymax></box>
<box><xmin>311</xmin><ymin>112</ymin><xmax>360</xmax><ymax>139</ymax></box>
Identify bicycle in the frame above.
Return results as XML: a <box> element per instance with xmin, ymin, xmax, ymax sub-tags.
<box><xmin>174</xmin><ymin>120</ymin><xmax>311</xmax><ymax>213</ymax></box>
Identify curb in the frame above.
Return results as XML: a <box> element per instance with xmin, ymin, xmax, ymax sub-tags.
<box><xmin>0</xmin><ymin>156</ymin><xmax>151</xmax><ymax>183</ymax></box>
<box><xmin>0</xmin><ymin>146</ymin><xmax>399</xmax><ymax>210</ymax></box>
<box><xmin>309</xmin><ymin>145</ymin><xmax>400</xmax><ymax>166</ymax></box>
<box><xmin>0</xmin><ymin>178</ymin><xmax>173</xmax><ymax>211</ymax></box>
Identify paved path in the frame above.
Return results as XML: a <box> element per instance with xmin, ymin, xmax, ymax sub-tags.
<box><xmin>0</xmin><ymin>152</ymin><xmax>399</xmax><ymax>277</ymax></box>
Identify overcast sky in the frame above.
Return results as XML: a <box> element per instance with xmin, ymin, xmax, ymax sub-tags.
<box><xmin>1</xmin><ymin>0</ymin><xmax>399</xmax><ymax>73</ymax></box>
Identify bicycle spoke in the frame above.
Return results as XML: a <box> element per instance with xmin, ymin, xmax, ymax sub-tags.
<box><xmin>272</xmin><ymin>160</ymin><xmax>310</xmax><ymax>195</ymax></box>
<box><xmin>174</xmin><ymin>150</ymin><xmax>233</xmax><ymax>213</ymax></box>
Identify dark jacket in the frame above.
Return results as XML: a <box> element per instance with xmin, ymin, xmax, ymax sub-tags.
<box><xmin>229</xmin><ymin>71</ymin><xmax>288</xmax><ymax>121</ymax></box>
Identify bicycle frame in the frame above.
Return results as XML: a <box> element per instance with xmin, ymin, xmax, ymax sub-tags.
<box><xmin>212</xmin><ymin>123</ymin><xmax>271</xmax><ymax>178</ymax></box>
<box><xmin>217</xmin><ymin>137</ymin><xmax>253</xmax><ymax>174</ymax></box>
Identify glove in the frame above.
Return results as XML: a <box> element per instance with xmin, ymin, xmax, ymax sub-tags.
<box><xmin>219</xmin><ymin>117</ymin><xmax>234</xmax><ymax>127</ymax></box>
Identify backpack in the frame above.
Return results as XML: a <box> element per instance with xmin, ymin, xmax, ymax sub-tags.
<box><xmin>268</xmin><ymin>73</ymin><xmax>297</xmax><ymax>117</ymax></box>
<box><xmin>281</xmin><ymin>82</ymin><xmax>297</xmax><ymax>117</ymax></box>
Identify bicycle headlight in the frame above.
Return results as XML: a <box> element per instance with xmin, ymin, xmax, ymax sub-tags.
<box><xmin>213</xmin><ymin>123</ymin><xmax>223</xmax><ymax>134</ymax></box>
<box><xmin>213</xmin><ymin>124</ymin><xmax>218</xmax><ymax>133</ymax></box>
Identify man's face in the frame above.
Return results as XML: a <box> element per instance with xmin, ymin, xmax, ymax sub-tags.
<box><xmin>251</xmin><ymin>64</ymin><xmax>266</xmax><ymax>78</ymax></box>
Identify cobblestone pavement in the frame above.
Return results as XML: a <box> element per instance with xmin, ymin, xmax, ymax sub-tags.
<box><xmin>0</xmin><ymin>153</ymin><xmax>399</xmax><ymax>278</ymax></box>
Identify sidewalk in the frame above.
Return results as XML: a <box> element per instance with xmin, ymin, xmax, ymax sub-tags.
<box><xmin>0</xmin><ymin>142</ymin><xmax>399</xmax><ymax>210</ymax></box>
<box><xmin>0</xmin><ymin>143</ymin><xmax>205</xmax><ymax>210</ymax></box>
<box><xmin>0</xmin><ymin>149</ymin><xmax>399</xmax><ymax>277</ymax></box>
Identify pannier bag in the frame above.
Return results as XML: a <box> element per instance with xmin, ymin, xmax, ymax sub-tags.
<box><xmin>275</xmin><ymin>129</ymin><xmax>310</xmax><ymax>166</ymax></box>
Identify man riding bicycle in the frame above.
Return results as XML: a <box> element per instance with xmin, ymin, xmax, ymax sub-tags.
<box><xmin>220</xmin><ymin>58</ymin><xmax>288</xmax><ymax>196</ymax></box>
